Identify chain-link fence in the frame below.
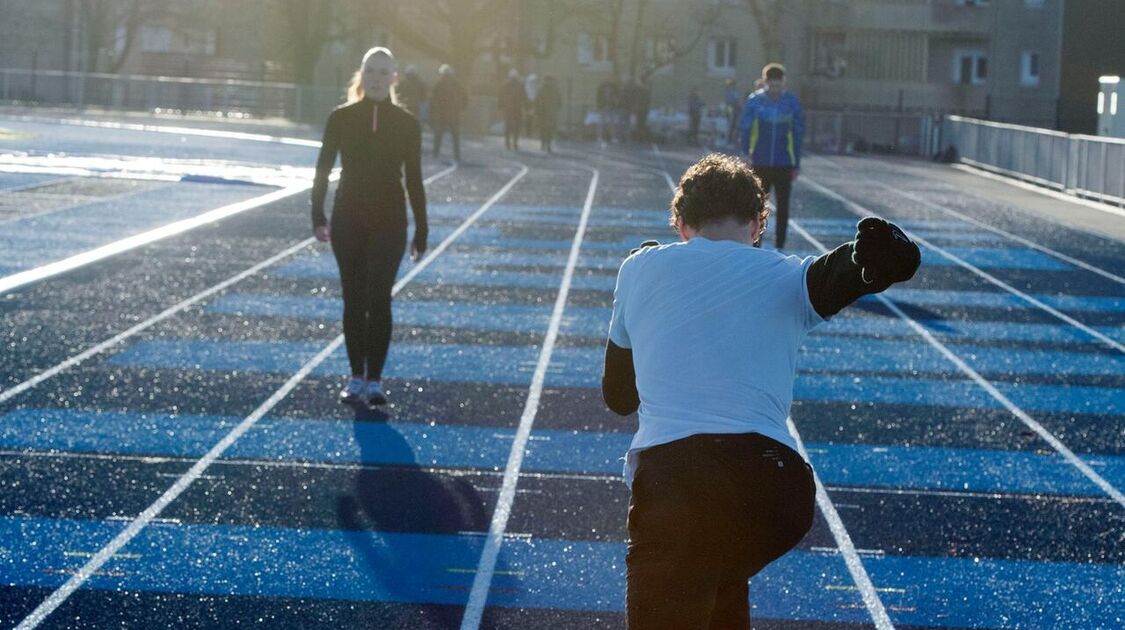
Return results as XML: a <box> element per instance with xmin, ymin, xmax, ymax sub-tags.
<box><xmin>945</xmin><ymin>115</ymin><xmax>1125</xmax><ymax>207</ymax></box>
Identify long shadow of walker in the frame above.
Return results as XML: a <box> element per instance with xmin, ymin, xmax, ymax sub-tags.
<box><xmin>335</xmin><ymin>403</ymin><xmax>494</xmax><ymax>628</ymax></box>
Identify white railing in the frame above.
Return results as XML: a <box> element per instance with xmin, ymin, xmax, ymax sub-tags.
<box><xmin>945</xmin><ymin>115</ymin><xmax>1125</xmax><ymax>207</ymax></box>
<box><xmin>0</xmin><ymin>68</ymin><xmax>340</xmax><ymax>123</ymax></box>
<box><xmin>806</xmin><ymin>110</ymin><xmax>939</xmax><ymax>158</ymax></box>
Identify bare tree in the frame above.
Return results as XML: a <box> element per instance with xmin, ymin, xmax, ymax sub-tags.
<box><xmin>275</xmin><ymin>0</ymin><xmax>338</xmax><ymax>85</ymax></box>
<box><xmin>743</xmin><ymin>0</ymin><xmax>783</xmax><ymax>62</ymax></box>
<box><xmin>75</xmin><ymin>0</ymin><xmax>167</xmax><ymax>73</ymax></box>
<box><xmin>632</xmin><ymin>1</ymin><xmax>722</xmax><ymax>82</ymax></box>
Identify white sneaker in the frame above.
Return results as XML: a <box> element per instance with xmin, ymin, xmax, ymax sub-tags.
<box><xmin>340</xmin><ymin>377</ymin><xmax>366</xmax><ymax>403</ymax></box>
<box><xmin>365</xmin><ymin>380</ymin><xmax>387</xmax><ymax>406</ymax></box>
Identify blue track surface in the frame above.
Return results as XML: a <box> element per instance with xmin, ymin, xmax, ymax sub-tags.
<box><xmin>1</xmin><ymin>117</ymin><xmax>1122</xmax><ymax>629</ymax></box>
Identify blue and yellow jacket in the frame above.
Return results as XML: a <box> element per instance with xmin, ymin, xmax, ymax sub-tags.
<box><xmin>738</xmin><ymin>90</ymin><xmax>805</xmax><ymax>168</ymax></box>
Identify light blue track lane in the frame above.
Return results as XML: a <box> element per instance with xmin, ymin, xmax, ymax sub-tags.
<box><xmin>5</xmin><ymin>409</ymin><xmax>1122</xmax><ymax>497</ymax></box>
<box><xmin>0</xmin><ymin>181</ymin><xmax>276</xmax><ymax>275</ymax></box>
<box><xmin>2</xmin><ymin>516</ymin><xmax>1121</xmax><ymax>628</ymax></box>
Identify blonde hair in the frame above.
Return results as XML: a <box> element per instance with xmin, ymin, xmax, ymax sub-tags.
<box><xmin>346</xmin><ymin>47</ymin><xmax>396</xmax><ymax>104</ymax></box>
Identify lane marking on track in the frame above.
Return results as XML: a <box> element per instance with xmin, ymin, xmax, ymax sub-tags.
<box><xmin>802</xmin><ymin>176</ymin><xmax>1125</xmax><ymax>355</ymax></box>
<box><xmin>13</xmin><ymin>162</ymin><xmax>530</xmax><ymax>630</ymax></box>
<box><xmin>810</xmin><ymin>156</ymin><xmax>1125</xmax><ymax>285</ymax></box>
<box><xmin>459</xmin><ymin>166</ymin><xmax>599</xmax><ymax>630</ymax></box>
<box><xmin>641</xmin><ymin>148</ymin><xmax>897</xmax><ymax>630</ymax></box>
<box><xmin>3</xmin><ymin>116</ymin><xmax>323</xmax><ymax>147</ymax></box>
<box><xmin>0</xmin><ymin>182</ymin><xmax>310</xmax><ymax>295</ymax></box>
<box><xmin>0</xmin><ymin>164</ymin><xmax>459</xmax><ymax>405</ymax></box>
<box><xmin>790</xmin><ymin>220</ymin><xmax>1125</xmax><ymax>511</ymax></box>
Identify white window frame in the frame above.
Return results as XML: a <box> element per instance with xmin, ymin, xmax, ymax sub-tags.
<box><xmin>1021</xmin><ymin>50</ymin><xmax>1040</xmax><ymax>87</ymax></box>
<box><xmin>707</xmin><ymin>37</ymin><xmax>737</xmax><ymax>74</ymax></box>
<box><xmin>952</xmin><ymin>48</ymin><xmax>988</xmax><ymax>85</ymax></box>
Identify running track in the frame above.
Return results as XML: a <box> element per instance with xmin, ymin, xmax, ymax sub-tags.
<box><xmin>0</xmin><ymin>116</ymin><xmax>1122</xmax><ymax>629</ymax></box>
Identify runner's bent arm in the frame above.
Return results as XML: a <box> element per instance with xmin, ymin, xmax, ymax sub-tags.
<box><xmin>806</xmin><ymin>217</ymin><xmax>920</xmax><ymax>318</ymax></box>
<box><xmin>405</xmin><ymin>119</ymin><xmax>428</xmax><ymax>253</ymax></box>
<box><xmin>311</xmin><ymin>111</ymin><xmax>339</xmax><ymax>229</ymax></box>
<box><xmin>603</xmin><ymin>341</ymin><xmax>639</xmax><ymax>416</ymax></box>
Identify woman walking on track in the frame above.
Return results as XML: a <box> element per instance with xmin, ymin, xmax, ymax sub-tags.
<box><xmin>311</xmin><ymin>47</ymin><xmax>428</xmax><ymax>407</ymax></box>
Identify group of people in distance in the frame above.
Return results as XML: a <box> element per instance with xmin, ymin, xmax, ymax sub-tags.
<box><xmin>498</xmin><ymin>69</ymin><xmax>564</xmax><ymax>153</ymax></box>
<box><xmin>312</xmin><ymin>46</ymin><xmax>921</xmax><ymax>629</ymax></box>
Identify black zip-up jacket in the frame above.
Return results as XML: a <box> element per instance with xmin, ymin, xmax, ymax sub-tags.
<box><xmin>311</xmin><ymin>97</ymin><xmax>427</xmax><ymax>250</ymax></box>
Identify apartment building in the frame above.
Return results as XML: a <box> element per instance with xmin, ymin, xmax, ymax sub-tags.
<box><xmin>804</xmin><ymin>0</ymin><xmax>1064</xmax><ymax>128</ymax></box>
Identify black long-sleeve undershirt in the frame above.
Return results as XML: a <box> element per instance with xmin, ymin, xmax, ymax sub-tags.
<box><xmin>311</xmin><ymin>97</ymin><xmax>427</xmax><ymax>247</ymax></box>
<box><xmin>602</xmin><ymin>240</ymin><xmax>887</xmax><ymax>416</ymax></box>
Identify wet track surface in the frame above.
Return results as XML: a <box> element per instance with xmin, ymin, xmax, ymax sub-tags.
<box><xmin>0</xmin><ymin>116</ymin><xmax>1123</xmax><ymax>629</ymax></box>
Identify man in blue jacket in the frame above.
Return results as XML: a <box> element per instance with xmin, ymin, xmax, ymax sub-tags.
<box><xmin>738</xmin><ymin>63</ymin><xmax>804</xmax><ymax>249</ymax></box>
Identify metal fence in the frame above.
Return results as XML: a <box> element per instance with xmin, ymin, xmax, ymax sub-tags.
<box><xmin>805</xmin><ymin>110</ymin><xmax>939</xmax><ymax>158</ymax></box>
<box><xmin>945</xmin><ymin>115</ymin><xmax>1125</xmax><ymax>207</ymax></box>
<box><xmin>0</xmin><ymin>68</ymin><xmax>340</xmax><ymax>123</ymax></box>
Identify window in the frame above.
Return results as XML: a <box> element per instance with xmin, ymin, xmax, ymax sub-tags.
<box><xmin>953</xmin><ymin>49</ymin><xmax>987</xmax><ymax>85</ymax></box>
<box><xmin>140</xmin><ymin>26</ymin><xmax>174</xmax><ymax>53</ymax></box>
<box><xmin>577</xmin><ymin>32</ymin><xmax>610</xmax><ymax>68</ymax></box>
<box><xmin>1021</xmin><ymin>51</ymin><xmax>1040</xmax><ymax>86</ymax></box>
<box><xmin>957</xmin><ymin>0</ymin><xmax>990</xmax><ymax>6</ymax></box>
<box><xmin>708</xmin><ymin>37</ymin><xmax>737</xmax><ymax>72</ymax></box>
<box><xmin>1024</xmin><ymin>0</ymin><xmax>1045</xmax><ymax>7</ymax></box>
<box><xmin>644</xmin><ymin>36</ymin><xmax>675</xmax><ymax>75</ymax></box>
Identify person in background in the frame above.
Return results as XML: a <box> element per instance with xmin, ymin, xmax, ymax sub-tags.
<box><xmin>687</xmin><ymin>86</ymin><xmax>704</xmax><ymax>145</ymax></box>
<box><xmin>738</xmin><ymin>62</ymin><xmax>805</xmax><ymax>249</ymax></box>
<box><xmin>723</xmin><ymin>78</ymin><xmax>741</xmax><ymax>146</ymax></box>
<box><xmin>603</xmin><ymin>153</ymin><xmax>920</xmax><ymax>629</ymax></box>
<box><xmin>395</xmin><ymin>65</ymin><xmax>427</xmax><ymax>118</ymax></box>
<box><xmin>430</xmin><ymin>63</ymin><xmax>468</xmax><ymax>162</ymax></box>
<box><xmin>524</xmin><ymin>72</ymin><xmax>539</xmax><ymax>144</ymax></box>
<box><xmin>629</xmin><ymin>77</ymin><xmax>651</xmax><ymax>142</ymax></box>
<box><xmin>596</xmin><ymin>76</ymin><xmax>621</xmax><ymax>145</ymax></box>
<box><xmin>311</xmin><ymin>47</ymin><xmax>428</xmax><ymax>408</ymax></box>
<box><xmin>500</xmin><ymin>68</ymin><xmax>528</xmax><ymax>151</ymax></box>
<box><xmin>535</xmin><ymin>74</ymin><xmax>563</xmax><ymax>153</ymax></box>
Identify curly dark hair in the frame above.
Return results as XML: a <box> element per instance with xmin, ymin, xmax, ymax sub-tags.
<box><xmin>669</xmin><ymin>153</ymin><xmax>768</xmax><ymax>231</ymax></box>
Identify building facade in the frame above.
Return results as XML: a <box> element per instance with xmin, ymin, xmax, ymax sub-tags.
<box><xmin>804</xmin><ymin>0</ymin><xmax>1064</xmax><ymax>128</ymax></box>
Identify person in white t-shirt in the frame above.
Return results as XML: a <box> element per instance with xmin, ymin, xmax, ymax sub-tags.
<box><xmin>603</xmin><ymin>153</ymin><xmax>920</xmax><ymax>629</ymax></box>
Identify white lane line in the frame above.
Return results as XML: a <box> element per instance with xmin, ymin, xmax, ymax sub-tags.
<box><xmin>788</xmin><ymin>418</ymin><xmax>896</xmax><ymax>630</ymax></box>
<box><xmin>637</xmin><ymin>156</ymin><xmax>895</xmax><ymax>630</ymax></box>
<box><xmin>790</xmin><ymin>220</ymin><xmax>1125</xmax><ymax>510</ymax></box>
<box><xmin>802</xmin><ymin>176</ymin><xmax>1125</xmax><ymax>355</ymax></box>
<box><xmin>0</xmin><ymin>163</ymin><xmax>459</xmax><ymax>405</ymax></box>
<box><xmin>0</xmin><ymin>183</ymin><xmax>308</xmax><ymax>295</ymax></box>
<box><xmin>459</xmin><ymin>168</ymin><xmax>599</xmax><ymax>630</ymax></box>
<box><xmin>6</xmin><ymin>115</ymin><xmax>322</xmax><ymax>147</ymax></box>
<box><xmin>811</xmin><ymin>156</ymin><xmax>1125</xmax><ymax>285</ymax></box>
<box><xmin>13</xmin><ymin>162</ymin><xmax>529</xmax><ymax>630</ymax></box>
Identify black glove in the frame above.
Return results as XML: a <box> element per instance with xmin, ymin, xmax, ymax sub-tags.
<box><xmin>629</xmin><ymin>240</ymin><xmax>660</xmax><ymax>255</ymax></box>
<box><xmin>851</xmin><ymin>217</ymin><xmax>920</xmax><ymax>288</ymax></box>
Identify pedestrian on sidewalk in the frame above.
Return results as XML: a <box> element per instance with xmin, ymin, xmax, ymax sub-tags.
<box><xmin>311</xmin><ymin>47</ymin><xmax>429</xmax><ymax>408</ymax></box>
<box><xmin>603</xmin><ymin>153</ymin><xmax>920</xmax><ymax>629</ymax></box>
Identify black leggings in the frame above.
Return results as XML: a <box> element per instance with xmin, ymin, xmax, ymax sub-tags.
<box><xmin>756</xmin><ymin>166</ymin><xmax>793</xmax><ymax>248</ymax></box>
<box><xmin>626</xmin><ymin>433</ymin><xmax>815</xmax><ymax>629</ymax></box>
<box><xmin>330</xmin><ymin>218</ymin><xmax>406</xmax><ymax>379</ymax></box>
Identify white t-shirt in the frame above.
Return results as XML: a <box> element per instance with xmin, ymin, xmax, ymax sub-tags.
<box><xmin>607</xmin><ymin>237</ymin><xmax>825</xmax><ymax>485</ymax></box>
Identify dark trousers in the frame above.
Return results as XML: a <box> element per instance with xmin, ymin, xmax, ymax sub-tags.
<box><xmin>504</xmin><ymin>113</ymin><xmax>521</xmax><ymax>150</ymax></box>
<box><xmin>432</xmin><ymin>121</ymin><xmax>460</xmax><ymax>160</ymax></box>
<box><xmin>626</xmin><ymin>433</ymin><xmax>815</xmax><ymax>630</ymax></box>
<box><xmin>755</xmin><ymin>166</ymin><xmax>794</xmax><ymax>248</ymax></box>
<box><xmin>330</xmin><ymin>216</ymin><xmax>406</xmax><ymax>379</ymax></box>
